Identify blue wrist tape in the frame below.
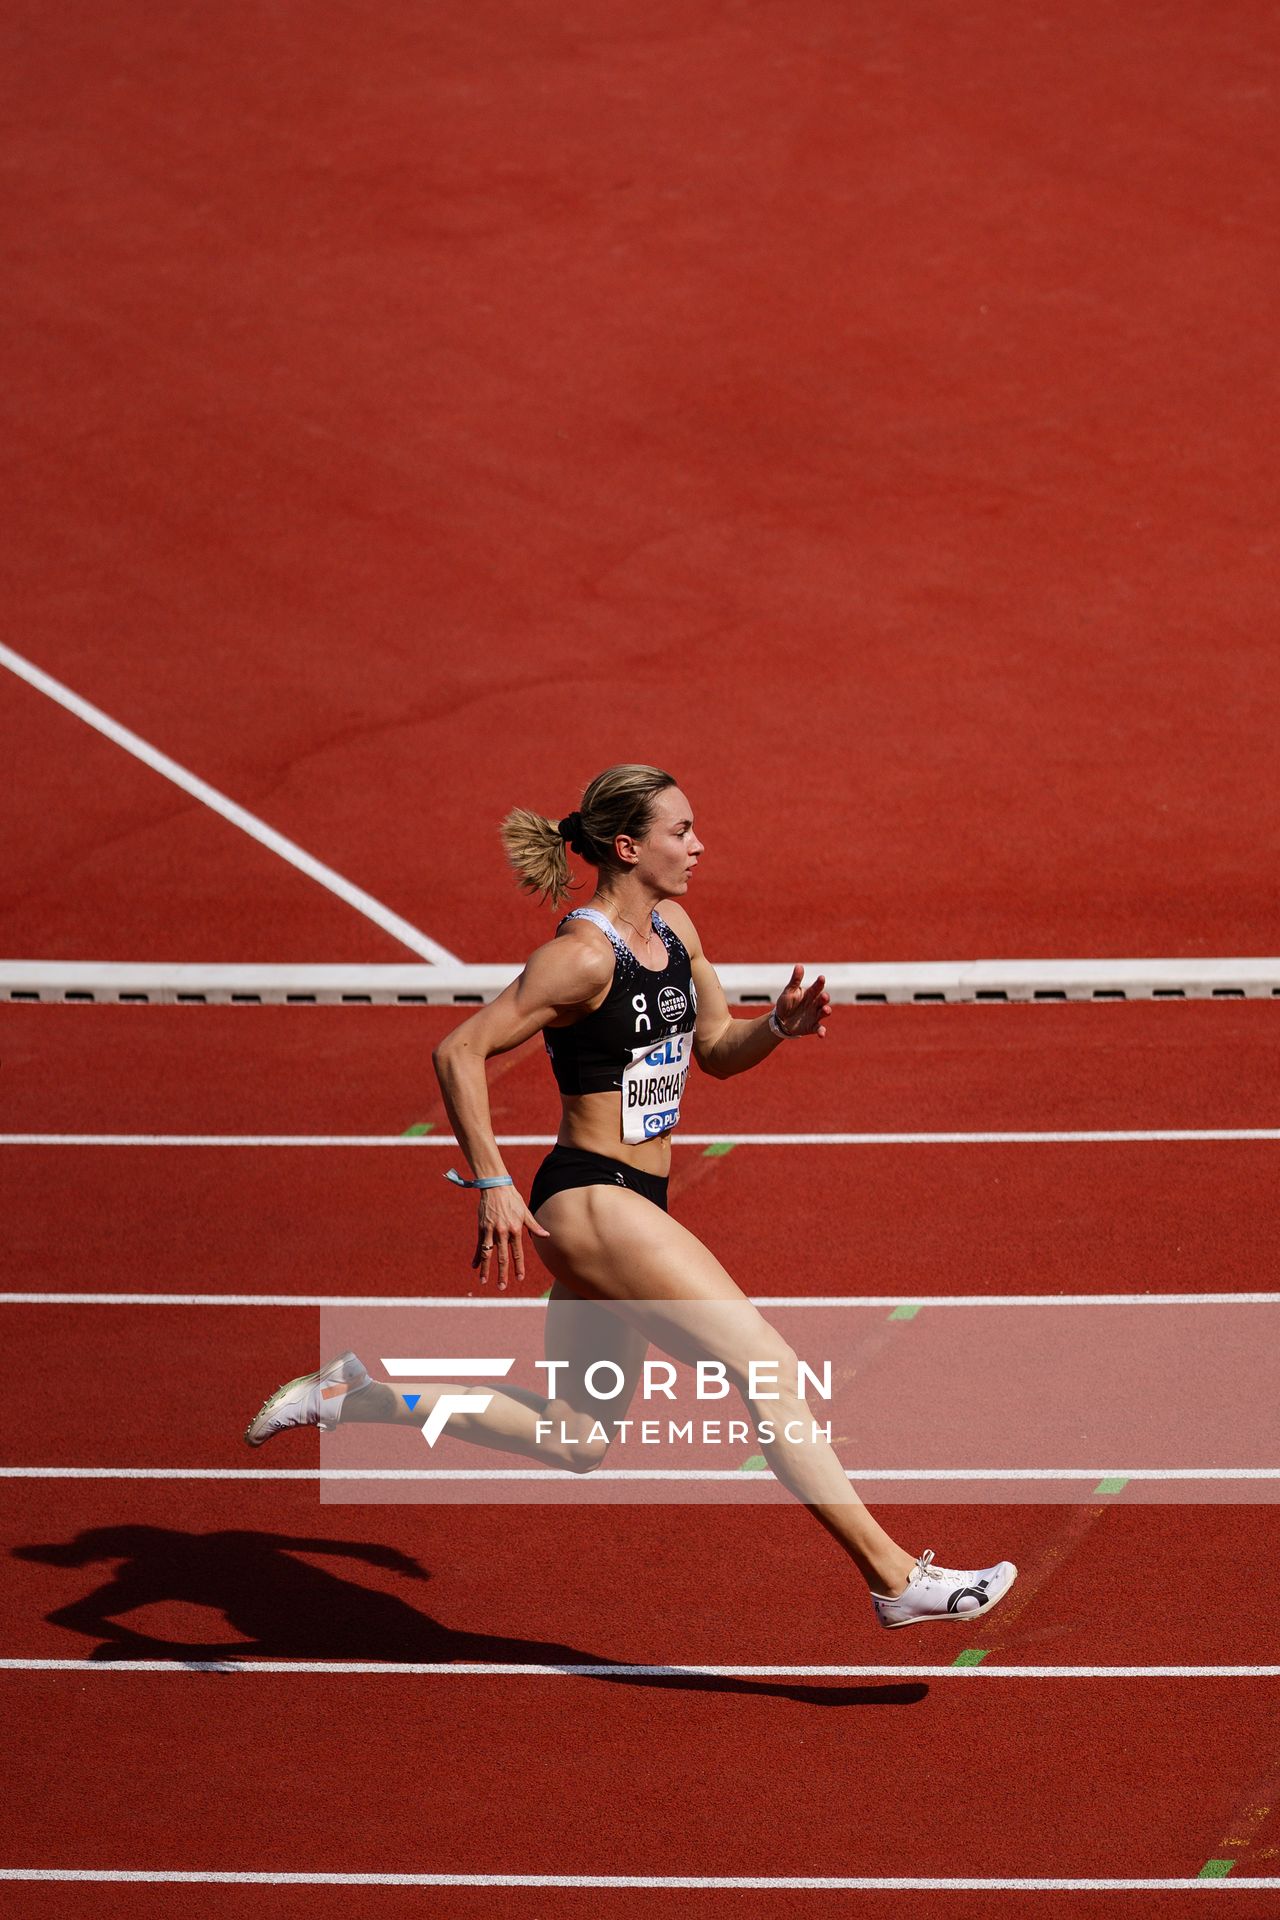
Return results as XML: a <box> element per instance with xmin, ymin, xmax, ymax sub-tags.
<box><xmin>445</xmin><ymin>1169</ymin><xmax>514</xmax><ymax>1190</ymax></box>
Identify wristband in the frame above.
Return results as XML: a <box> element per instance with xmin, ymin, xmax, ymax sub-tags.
<box><xmin>444</xmin><ymin>1170</ymin><xmax>514</xmax><ymax>1189</ymax></box>
<box><xmin>768</xmin><ymin>1008</ymin><xmax>793</xmax><ymax>1040</ymax></box>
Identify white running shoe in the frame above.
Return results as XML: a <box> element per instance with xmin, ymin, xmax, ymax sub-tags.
<box><xmin>872</xmin><ymin>1549</ymin><xmax>1018</xmax><ymax>1630</ymax></box>
<box><xmin>244</xmin><ymin>1352</ymin><xmax>370</xmax><ymax>1447</ymax></box>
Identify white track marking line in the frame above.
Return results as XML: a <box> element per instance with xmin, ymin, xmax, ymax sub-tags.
<box><xmin>4</xmin><ymin>1130</ymin><xmax>1278</xmax><ymax>1145</ymax></box>
<box><xmin>0</xmin><ymin>1659</ymin><xmax>1276</xmax><ymax>1678</ymax></box>
<box><xmin>0</xmin><ymin>641</ymin><xmax>459</xmax><ymax>965</ymax></box>
<box><xmin>2</xmin><ymin>1658</ymin><xmax>1274</xmax><ymax>1674</ymax></box>
<box><xmin>0</xmin><ymin>1871</ymin><xmax>1276</xmax><ymax>1889</ymax></box>
<box><xmin>4</xmin><ymin>1291</ymin><xmax>1277</xmax><ymax>1306</ymax></box>
<box><xmin>1</xmin><ymin>1466</ymin><xmax>1276</xmax><ymax>1481</ymax></box>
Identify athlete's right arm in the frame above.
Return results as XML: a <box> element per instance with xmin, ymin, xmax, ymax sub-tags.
<box><xmin>431</xmin><ymin>934</ymin><xmax>612</xmax><ymax>1288</ymax></box>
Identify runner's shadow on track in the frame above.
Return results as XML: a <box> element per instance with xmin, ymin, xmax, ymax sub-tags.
<box><xmin>580</xmin><ymin>1673</ymin><xmax>928</xmax><ymax>1708</ymax></box>
<box><xmin>13</xmin><ymin>1526</ymin><xmax>926</xmax><ymax>1708</ymax></box>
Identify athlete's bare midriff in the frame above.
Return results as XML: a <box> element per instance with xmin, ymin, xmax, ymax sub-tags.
<box><xmin>554</xmin><ymin>1090</ymin><xmax>676</xmax><ymax>1174</ymax></box>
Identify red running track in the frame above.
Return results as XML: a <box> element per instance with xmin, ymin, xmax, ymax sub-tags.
<box><xmin>6</xmin><ymin>1003</ymin><xmax>1278</xmax><ymax>1300</ymax></box>
<box><xmin>3</xmin><ymin>1</ymin><xmax>1280</xmax><ymax>966</ymax></box>
<box><xmin>4</xmin><ymin>1483</ymin><xmax>1280</xmax><ymax>1672</ymax></box>
<box><xmin>4</xmin><ymin>998</ymin><xmax>1279</xmax><ymax>1906</ymax></box>
<box><xmin>4</xmin><ymin>1297</ymin><xmax>1277</xmax><ymax>1497</ymax></box>
<box><xmin>5</xmin><ymin>0</ymin><xmax>1280</xmax><ymax>1904</ymax></box>
<box><xmin>4</xmin><ymin>1003</ymin><xmax>1278</xmax><ymax>1134</ymax></box>
<box><xmin>9</xmin><ymin>1895</ymin><xmax>1280</xmax><ymax>1920</ymax></box>
<box><xmin>7</xmin><ymin>1138</ymin><xmax>1278</xmax><ymax>1299</ymax></box>
<box><xmin>3</xmin><ymin>1667</ymin><xmax>1279</xmax><ymax>1884</ymax></box>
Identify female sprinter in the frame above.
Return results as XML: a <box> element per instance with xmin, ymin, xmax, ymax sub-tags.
<box><xmin>245</xmin><ymin>764</ymin><xmax>1016</xmax><ymax>1630</ymax></box>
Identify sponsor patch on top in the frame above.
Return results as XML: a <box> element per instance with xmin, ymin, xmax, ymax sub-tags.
<box><xmin>657</xmin><ymin>984</ymin><xmax>689</xmax><ymax>1023</ymax></box>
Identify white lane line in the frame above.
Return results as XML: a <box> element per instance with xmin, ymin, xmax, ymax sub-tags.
<box><xmin>1</xmin><ymin>1871</ymin><xmax>1276</xmax><ymax>1889</ymax></box>
<box><xmin>1</xmin><ymin>1659</ymin><xmax>1276</xmax><ymax>1678</ymax></box>
<box><xmin>5</xmin><ymin>1291</ymin><xmax>1277</xmax><ymax>1307</ymax></box>
<box><xmin>0</xmin><ymin>642</ymin><xmax>459</xmax><ymax>966</ymax></box>
<box><xmin>1</xmin><ymin>1466</ymin><xmax>1275</xmax><ymax>1481</ymax></box>
<box><xmin>4</xmin><ymin>1130</ymin><xmax>1277</xmax><ymax>1146</ymax></box>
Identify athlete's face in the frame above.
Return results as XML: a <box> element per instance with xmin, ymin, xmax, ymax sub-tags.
<box><xmin>634</xmin><ymin>787</ymin><xmax>703</xmax><ymax>894</ymax></box>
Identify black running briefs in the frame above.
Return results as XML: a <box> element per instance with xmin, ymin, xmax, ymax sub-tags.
<box><xmin>529</xmin><ymin>1144</ymin><xmax>669</xmax><ymax>1215</ymax></box>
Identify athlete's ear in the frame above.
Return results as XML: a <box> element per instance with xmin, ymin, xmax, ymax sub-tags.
<box><xmin>613</xmin><ymin>833</ymin><xmax>641</xmax><ymax>868</ymax></box>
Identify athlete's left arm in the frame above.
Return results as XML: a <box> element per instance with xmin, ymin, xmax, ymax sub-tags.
<box><xmin>660</xmin><ymin>903</ymin><xmax>831</xmax><ymax>1080</ymax></box>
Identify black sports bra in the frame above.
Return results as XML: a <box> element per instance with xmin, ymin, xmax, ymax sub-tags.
<box><xmin>543</xmin><ymin>906</ymin><xmax>697</xmax><ymax>1098</ymax></box>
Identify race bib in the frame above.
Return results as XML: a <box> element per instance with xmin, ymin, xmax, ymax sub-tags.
<box><xmin>620</xmin><ymin>1029</ymin><xmax>695</xmax><ymax>1143</ymax></box>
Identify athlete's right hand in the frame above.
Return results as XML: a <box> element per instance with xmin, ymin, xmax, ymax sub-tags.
<box><xmin>474</xmin><ymin>1185</ymin><xmax>550</xmax><ymax>1290</ymax></box>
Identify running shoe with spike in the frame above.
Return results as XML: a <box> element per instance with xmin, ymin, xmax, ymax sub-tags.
<box><xmin>872</xmin><ymin>1549</ymin><xmax>1017</xmax><ymax>1629</ymax></box>
<box><xmin>244</xmin><ymin>1352</ymin><xmax>370</xmax><ymax>1447</ymax></box>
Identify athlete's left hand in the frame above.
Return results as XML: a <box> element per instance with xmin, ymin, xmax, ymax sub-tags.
<box><xmin>773</xmin><ymin>964</ymin><xmax>831</xmax><ymax>1038</ymax></box>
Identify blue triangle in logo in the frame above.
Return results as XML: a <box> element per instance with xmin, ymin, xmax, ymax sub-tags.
<box><xmin>402</xmin><ymin>1393</ymin><xmax>421</xmax><ymax>1411</ymax></box>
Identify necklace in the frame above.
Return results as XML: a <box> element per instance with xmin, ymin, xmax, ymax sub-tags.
<box><xmin>602</xmin><ymin>904</ymin><xmax>657</xmax><ymax>956</ymax></box>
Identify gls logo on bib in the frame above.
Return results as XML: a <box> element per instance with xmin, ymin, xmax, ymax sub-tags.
<box><xmin>657</xmin><ymin>985</ymin><xmax>688</xmax><ymax>1023</ymax></box>
<box><xmin>621</xmin><ymin>1030</ymin><xmax>694</xmax><ymax>1144</ymax></box>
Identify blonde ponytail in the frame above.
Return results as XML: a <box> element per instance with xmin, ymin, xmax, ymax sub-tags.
<box><xmin>500</xmin><ymin>808</ymin><xmax>573</xmax><ymax>906</ymax></box>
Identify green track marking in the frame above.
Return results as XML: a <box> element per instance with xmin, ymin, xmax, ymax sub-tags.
<box><xmin>702</xmin><ymin>1141</ymin><xmax>735</xmax><ymax>1157</ymax></box>
<box><xmin>740</xmin><ymin>1455</ymin><xmax>768</xmax><ymax>1472</ymax></box>
<box><xmin>400</xmin><ymin>1121</ymin><xmax>434</xmax><ymax>1138</ymax></box>
<box><xmin>540</xmin><ymin>1287</ymin><xmax>552</xmax><ymax>1300</ymax></box>
<box><xmin>953</xmin><ymin>1649</ymin><xmax>989</xmax><ymax>1666</ymax></box>
<box><xmin>888</xmin><ymin>1303</ymin><xmax>922</xmax><ymax>1321</ymax></box>
<box><xmin>1093</xmin><ymin>1476</ymin><xmax>1129</xmax><ymax>1495</ymax></box>
<box><xmin>1197</xmin><ymin>1861</ymin><xmax>1235</xmax><ymax>1879</ymax></box>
